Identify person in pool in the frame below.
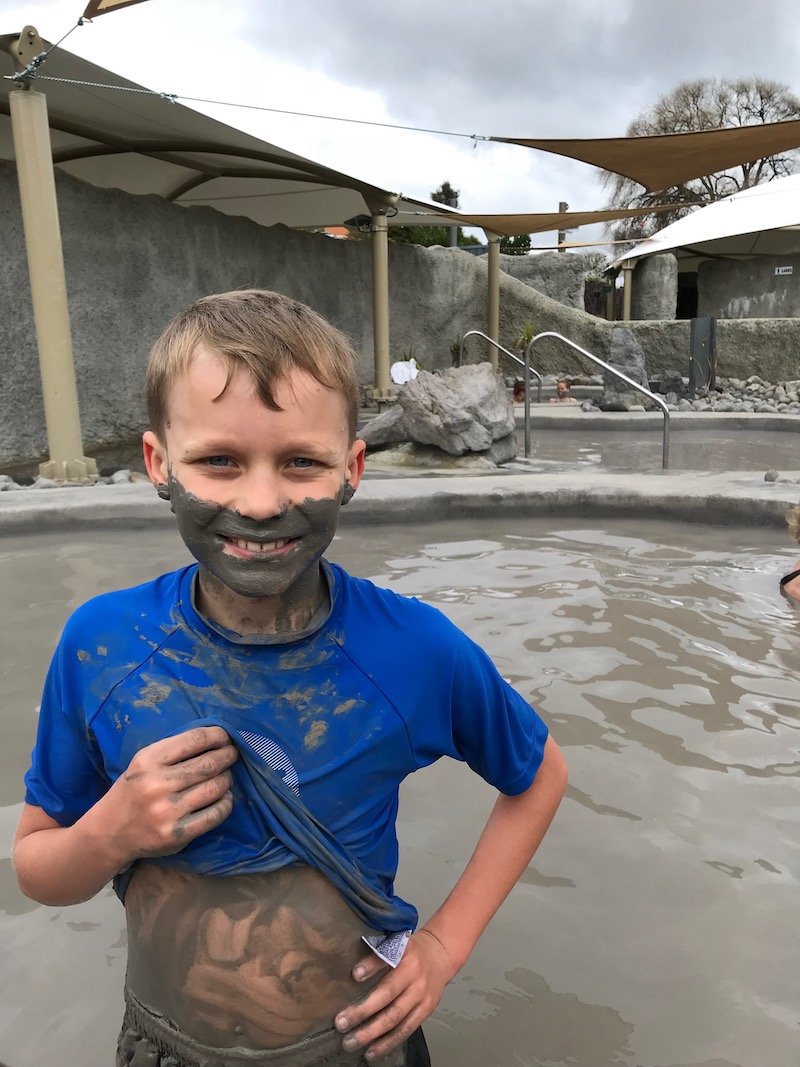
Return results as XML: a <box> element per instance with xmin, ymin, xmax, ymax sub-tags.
<box><xmin>13</xmin><ymin>289</ymin><xmax>567</xmax><ymax>1067</ymax></box>
<box><xmin>780</xmin><ymin>504</ymin><xmax>800</xmax><ymax>601</ymax></box>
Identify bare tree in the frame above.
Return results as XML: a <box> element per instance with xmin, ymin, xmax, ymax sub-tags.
<box><xmin>604</xmin><ymin>77</ymin><xmax>800</xmax><ymax>242</ymax></box>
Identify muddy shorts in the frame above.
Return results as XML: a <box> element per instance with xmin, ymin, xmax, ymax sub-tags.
<box><xmin>116</xmin><ymin>988</ymin><xmax>431</xmax><ymax>1067</ymax></box>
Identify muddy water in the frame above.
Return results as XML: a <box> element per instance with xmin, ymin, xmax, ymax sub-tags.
<box><xmin>522</xmin><ymin>426</ymin><xmax>800</xmax><ymax>471</ymax></box>
<box><xmin>1</xmin><ymin>518</ymin><xmax>798</xmax><ymax>1067</ymax></box>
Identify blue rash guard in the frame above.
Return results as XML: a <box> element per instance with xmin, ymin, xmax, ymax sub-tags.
<box><xmin>24</xmin><ymin>561</ymin><xmax>548</xmax><ymax>935</ymax></box>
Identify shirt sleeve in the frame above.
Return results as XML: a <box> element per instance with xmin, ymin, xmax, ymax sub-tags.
<box><xmin>24</xmin><ymin>618</ymin><xmax>111</xmax><ymax>826</ymax></box>
<box><xmin>447</xmin><ymin>629</ymin><xmax>549</xmax><ymax>796</ymax></box>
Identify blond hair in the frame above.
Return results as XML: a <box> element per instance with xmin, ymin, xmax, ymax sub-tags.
<box><xmin>787</xmin><ymin>504</ymin><xmax>800</xmax><ymax>544</ymax></box>
<box><xmin>146</xmin><ymin>290</ymin><xmax>359</xmax><ymax>440</ymax></box>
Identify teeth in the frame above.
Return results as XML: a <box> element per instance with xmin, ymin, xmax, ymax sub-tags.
<box><xmin>231</xmin><ymin>537</ymin><xmax>289</xmax><ymax>553</ymax></box>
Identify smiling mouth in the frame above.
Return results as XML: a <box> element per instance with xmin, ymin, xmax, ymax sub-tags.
<box><xmin>221</xmin><ymin>535</ymin><xmax>298</xmax><ymax>556</ymax></box>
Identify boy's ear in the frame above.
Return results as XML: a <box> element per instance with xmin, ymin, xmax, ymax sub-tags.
<box><xmin>142</xmin><ymin>430</ymin><xmax>168</xmax><ymax>486</ymax></box>
<box><xmin>346</xmin><ymin>439</ymin><xmax>366</xmax><ymax>492</ymax></box>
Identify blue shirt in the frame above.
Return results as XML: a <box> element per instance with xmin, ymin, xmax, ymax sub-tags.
<box><xmin>25</xmin><ymin>562</ymin><xmax>548</xmax><ymax>930</ymax></box>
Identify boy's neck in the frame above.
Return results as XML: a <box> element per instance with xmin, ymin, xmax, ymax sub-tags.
<box><xmin>195</xmin><ymin>564</ymin><xmax>328</xmax><ymax>637</ymax></box>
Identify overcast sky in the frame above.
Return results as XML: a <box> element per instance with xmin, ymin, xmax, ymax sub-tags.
<box><xmin>4</xmin><ymin>0</ymin><xmax>800</xmax><ymax>247</ymax></box>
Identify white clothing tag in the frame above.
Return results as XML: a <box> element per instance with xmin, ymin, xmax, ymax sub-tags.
<box><xmin>361</xmin><ymin>930</ymin><xmax>412</xmax><ymax>969</ymax></box>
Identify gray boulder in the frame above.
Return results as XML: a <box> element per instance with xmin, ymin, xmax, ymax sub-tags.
<box><xmin>359</xmin><ymin>363</ymin><xmax>516</xmax><ymax>464</ymax></box>
<box><xmin>600</xmin><ymin>327</ymin><xmax>651</xmax><ymax>411</ymax></box>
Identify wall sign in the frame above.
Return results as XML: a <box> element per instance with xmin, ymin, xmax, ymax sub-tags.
<box><xmin>775</xmin><ymin>266</ymin><xmax>794</xmax><ymax>276</ymax></box>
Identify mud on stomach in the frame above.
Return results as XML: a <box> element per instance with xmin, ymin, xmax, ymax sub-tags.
<box><xmin>124</xmin><ymin>862</ymin><xmax>383</xmax><ymax>1050</ymax></box>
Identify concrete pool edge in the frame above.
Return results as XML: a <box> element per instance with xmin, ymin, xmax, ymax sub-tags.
<box><xmin>1</xmin><ymin>469</ymin><xmax>799</xmax><ymax>534</ymax></box>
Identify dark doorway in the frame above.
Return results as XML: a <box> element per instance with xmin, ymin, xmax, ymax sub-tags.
<box><xmin>677</xmin><ymin>271</ymin><xmax>698</xmax><ymax>319</ymax></box>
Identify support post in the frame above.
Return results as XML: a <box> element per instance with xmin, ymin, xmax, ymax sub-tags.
<box><xmin>557</xmin><ymin>200</ymin><xmax>569</xmax><ymax>251</ymax></box>
<box><xmin>369</xmin><ymin>211</ymin><xmax>394</xmax><ymax>403</ymax></box>
<box><xmin>622</xmin><ymin>259</ymin><xmax>634</xmax><ymax>322</ymax></box>
<box><xmin>606</xmin><ymin>268</ymin><xmax>618</xmax><ymax>321</ymax></box>
<box><xmin>486</xmin><ymin>232</ymin><xmax>500</xmax><ymax>369</ymax></box>
<box><xmin>6</xmin><ymin>29</ymin><xmax>97</xmax><ymax>482</ymax></box>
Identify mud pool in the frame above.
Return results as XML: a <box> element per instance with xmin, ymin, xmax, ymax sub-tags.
<box><xmin>521</xmin><ymin>426</ymin><xmax>800</xmax><ymax>471</ymax></box>
<box><xmin>1</xmin><ymin>517</ymin><xmax>798</xmax><ymax>1067</ymax></box>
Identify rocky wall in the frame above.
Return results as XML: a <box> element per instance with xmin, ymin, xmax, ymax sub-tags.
<box><xmin>2</xmin><ymin>162</ymin><xmax>800</xmax><ymax>469</ymax></box>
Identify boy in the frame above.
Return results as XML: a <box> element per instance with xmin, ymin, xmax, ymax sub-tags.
<box><xmin>14</xmin><ymin>290</ymin><xmax>567</xmax><ymax>1066</ymax></box>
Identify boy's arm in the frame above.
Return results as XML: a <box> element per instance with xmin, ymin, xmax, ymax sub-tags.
<box><xmin>14</xmin><ymin>726</ymin><xmax>238</xmax><ymax>906</ymax></box>
<box><xmin>335</xmin><ymin>734</ymin><xmax>567</xmax><ymax>1061</ymax></box>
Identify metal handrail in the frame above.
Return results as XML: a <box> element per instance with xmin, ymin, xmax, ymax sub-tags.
<box><xmin>526</xmin><ymin>331</ymin><xmax>670</xmax><ymax>469</ymax></box>
<box><xmin>458</xmin><ymin>329</ymin><xmax>543</xmax><ymax>405</ymax></box>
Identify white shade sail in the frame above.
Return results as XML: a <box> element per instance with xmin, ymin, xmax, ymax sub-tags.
<box><xmin>0</xmin><ymin>30</ymin><xmax>449</xmax><ymax>229</ymax></box>
<box><xmin>611</xmin><ymin>174</ymin><xmax>800</xmax><ymax>270</ymax></box>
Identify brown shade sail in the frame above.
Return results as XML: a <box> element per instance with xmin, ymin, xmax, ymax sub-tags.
<box><xmin>493</xmin><ymin>120</ymin><xmax>800</xmax><ymax>192</ymax></box>
<box><xmin>393</xmin><ymin>204</ymin><xmax>680</xmax><ymax>238</ymax></box>
<box><xmin>82</xmin><ymin>0</ymin><xmax>151</xmax><ymax>18</ymax></box>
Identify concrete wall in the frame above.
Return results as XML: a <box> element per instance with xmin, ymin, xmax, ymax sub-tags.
<box><xmin>698</xmin><ymin>254</ymin><xmax>800</xmax><ymax>318</ymax></box>
<box><xmin>2</xmin><ymin>161</ymin><xmax>800</xmax><ymax>469</ymax></box>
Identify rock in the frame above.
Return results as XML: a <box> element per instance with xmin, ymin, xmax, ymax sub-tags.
<box><xmin>31</xmin><ymin>476</ymin><xmax>59</xmax><ymax>489</ymax></box>
<box><xmin>658</xmin><ymin>374</ymin><xmax>685</xmax><ymax>397</ymax></box>
<box><xmin>110</xmin><ymin>469</ymin><xmax>132</xmax><ymax>484</ymax></box>
<box><xmin>597</xmin><ymin>396</ymin><xmax>632</xmax><ymax>412</ymax></box>
<box><xmin>367</xmin><ymin>442</ymin><xmax>498</xmax><ymax>470</ymax></box>
<box><xmin>631</xmin><ymin>253</ymin><xmax>678</xmax><ymax>320</ymax></box>
<box><xmin>485</xmin><ymin>432</ymin><xmax>517</xmax><ymax>465</ymax></box>
<box><xmin>764</xmin><ymin>470</ymin><xmax>780</xmax><ymax>481</ymax></box>
<box><xmin>363</xmin><ymin>363</ymin><xmax>515</xmax><ymax>461</ymax></box>
<box><xmin>359</xmin><ymin>405</ymin><xmax>408</xmax><ymax>450</ymax></box>
<box><xmin>603</xmin><ymin>328</ymin><xmax>651</xmax><ymax>410</ymax></box>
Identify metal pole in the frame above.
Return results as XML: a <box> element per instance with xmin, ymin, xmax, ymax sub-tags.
<box><xmin>486</xmin><ymin>232</ymin><xmax>500</xmax><ymax>368</ymax></box>
<box><xmin>369</xmin><ymin>212</ymin><xmax>393</xmax><ymax>401</ymax></box>
<box><xmin>523</xmin><ymin>344</ymin><xmax>531</xmax><ymax>457</ymax></box>
<box><xmin>6</xmin><ymin>31</ymin><xmax>97</xmax><ymax>482</ymax></box>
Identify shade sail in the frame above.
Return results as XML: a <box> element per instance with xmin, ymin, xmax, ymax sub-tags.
<box><xmin>0</xmin><ymin>31</ymin><xmax>449</xmax><ymax>229</ymax></box>
<box><xmin>82</xmin><ymin>0</ymin><xmax>151</xmax><ymax>17</ymax></box>
<box><xmin>493</xmin><ymin>121</ymin><xmax>800</xmax><ymax>193</ymax></box>
<box><xmin>402</xmin><ymin>204</ymin><xmax>681</xmax><ymax>238</ymax></box>
<box><xmin>610</xmin><ymin>174</ymin><xmax>800</xmax><ymax>270</ymax></box>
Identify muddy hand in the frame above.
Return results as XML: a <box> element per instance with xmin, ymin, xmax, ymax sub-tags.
<box><xmin>104</xmin><ymin>726</ymin><xmax>238</xmax><ymax>862</ymax></box>
<box><xmin>334</xmin><ymin>929</ymin><xmax>454</xmax><ymax>1060</ymax></box>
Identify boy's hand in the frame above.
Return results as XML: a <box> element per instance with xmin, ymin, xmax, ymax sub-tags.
<box><xmin>101</xmin><ymin>726</ymin><xmax>238</xmax><ymax>864</ymax></box>
<box><xmin>334</xmin><ymin>928</ymin><xmax>456</xmax><ymax>1060</ymax></box>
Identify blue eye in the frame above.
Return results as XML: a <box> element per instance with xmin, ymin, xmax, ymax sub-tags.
<box><xmin>206</xmin><ymin>456</ymin><xmax>233</xmax><ymax>467</ymax></box>
<box><xmin>290</xmin><ymin>458</ymin><xmax>314</xmax><ymax>468</ymax></box>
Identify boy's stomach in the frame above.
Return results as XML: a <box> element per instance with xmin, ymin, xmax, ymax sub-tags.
<box><xmin>124</xmin><ymin>861</ymin><xmax>381</xmax><ymax>1050</ymax></box>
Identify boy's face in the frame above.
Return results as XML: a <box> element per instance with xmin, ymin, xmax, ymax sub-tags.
<box><xmin>143</xmin><ymin>346</ymin><xmax>365</xmax><ymax>622</ymax></box>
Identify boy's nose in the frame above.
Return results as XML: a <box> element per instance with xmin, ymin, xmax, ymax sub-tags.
<box><xmin>232</xmin><ymin>471</ymin><xmax>288</xmax><ymax>522</ymax></box>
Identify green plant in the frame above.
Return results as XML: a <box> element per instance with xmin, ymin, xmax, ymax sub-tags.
<box><xmin>514</xmin><ymin>323</ymin><xmax>535</xmax><ymax>353</ymax></box>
